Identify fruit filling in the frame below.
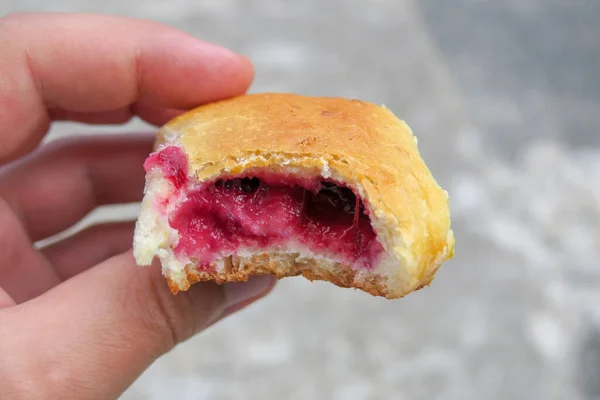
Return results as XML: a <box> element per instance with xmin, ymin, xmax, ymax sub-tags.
<box><xmin>145</xmin><ymin>146</ymin><xmax>384</xmax><ymax>270</ymax></box>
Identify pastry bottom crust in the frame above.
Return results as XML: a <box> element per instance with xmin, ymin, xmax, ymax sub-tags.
<box><xmin>164</xmin><ymin>252</ymin><xmax>412</xmax><ymax>299</ymax></box>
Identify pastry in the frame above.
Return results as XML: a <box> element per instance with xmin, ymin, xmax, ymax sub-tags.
<box><xmin>133</xmin><ymin>93</ymin><xmax>454</xmax><ymax>299</ymax></box>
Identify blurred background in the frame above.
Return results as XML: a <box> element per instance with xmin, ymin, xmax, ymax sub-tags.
<box><xmin>3</xmin><ymin>1</ymin><xmax>600</xmax><ymax>399</ymax></box>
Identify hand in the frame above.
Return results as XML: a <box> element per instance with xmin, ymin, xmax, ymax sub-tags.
<box><xmin>0</xmin><ymin>13</ymin><xmax>276</xmax><ymax>399</ymax></box>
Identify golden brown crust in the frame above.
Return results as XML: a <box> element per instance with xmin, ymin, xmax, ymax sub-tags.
<box><xmin>156</xmin><ymin>93</ymin><xmax>454</xmax><ymax>297</ymax></box>
<box><xmin>166</xmin><ymin>253</ymin><xmax>393</xmax><ymax>298</ymax></box>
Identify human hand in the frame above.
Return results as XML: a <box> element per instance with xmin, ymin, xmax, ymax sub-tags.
<box><xmin>0</xmin><ymin>13</ymin><xmax>276</xmax><ymax>399</ymax></box>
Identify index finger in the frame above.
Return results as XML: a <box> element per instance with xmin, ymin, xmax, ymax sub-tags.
<box><xmin>0</xmin><ymin>12</ymin><xmax>254</xmax><ymax>162</ymax></box>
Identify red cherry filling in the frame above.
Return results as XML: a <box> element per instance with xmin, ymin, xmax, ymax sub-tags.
<box><xmin>145</xmin><ymin>147</ymin><xmax>384</xmax><ymax>270</ymax></box>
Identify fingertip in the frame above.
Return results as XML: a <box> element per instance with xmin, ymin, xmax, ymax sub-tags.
<box><xmin>237</xmin><ymin>54</ymin><xmax>256</xmax><ymax>87</ymax></box>
<box><xmin>143</xmin><ymin>34</ymin><xmax>255</xmax><ymax>107</ymax></box>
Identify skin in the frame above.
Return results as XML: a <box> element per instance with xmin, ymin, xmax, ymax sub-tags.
<box><xmin>0</xmin><ymin>13</ymin><xmax>276</xmax><ymax>399</ymax></box>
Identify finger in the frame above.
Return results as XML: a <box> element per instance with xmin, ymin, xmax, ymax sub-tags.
<box><xmin>42</xmin><ymin>221</ymin><xmax>136</xmax><ymax>279</ymax></box>
<box><xmin>0</xmin><ymin>12</ymin><xmax>254</xmax><ymax>162</ymax></box>
<box><xmin>1</xmin><ymin>251</ymin><xmax>276</xmax><ymax>399</ymax></box>
<box><xmin>134</xmin><ymin>104</ymin><xmax>186</xmax><ymax>127</ymax></box>
<box><xmin>48</xmin><ymin>108</ymin><xmax>135</xmax><ymax>125</ymax></box>
<box><xmin>0</xmin><ymin>134</ymin><xmax>152</xmax><ymax>241</ymax></box>
<box><xmin>49</xmin><ymin>103</ymin><xmax>185</xmax><ymax>127</ymax></box>
<box><xmin>0</xmin><ymin>197</ymin><xmax>59</xmax><ymax>304</ymax></box>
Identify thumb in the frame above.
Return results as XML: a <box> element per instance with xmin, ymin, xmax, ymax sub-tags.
<box><xmin>2</xmin><ymin>251</ymin><xmax>275</xmax><ymax>399</ymax></box>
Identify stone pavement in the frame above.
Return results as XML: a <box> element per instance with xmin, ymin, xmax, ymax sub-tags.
<box><xmin>2</xmin><ymin>1</ymin><xmax>600</xmax><ymax>399</ymax></box>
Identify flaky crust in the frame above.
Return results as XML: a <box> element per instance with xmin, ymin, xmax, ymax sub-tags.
<box><xmin>145</xmin><ymin>93</ymin><xmax>454</xmax><ymax>298</ymax></box>
<box><xmin>167</xmin><ymin>252</ymin><xmax>394</xmax><ymax>298</ymax></box>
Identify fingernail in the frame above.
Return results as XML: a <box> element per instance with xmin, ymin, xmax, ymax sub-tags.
<box><xmin>224</xmin><ymin>275</ymin><xmax>276</xmax><ymax>309</ymax></box>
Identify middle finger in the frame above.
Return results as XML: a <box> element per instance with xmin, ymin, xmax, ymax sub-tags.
<box><xmin>0</xmin><ymin>134</ymin><xmax>153</xmax><ymax>241</ymax></box>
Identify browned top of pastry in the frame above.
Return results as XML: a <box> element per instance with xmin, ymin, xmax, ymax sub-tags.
<box><xmin>157</xmin><ymin>93</ymin><xmax>454</xmax><ymax>295</ymax></box>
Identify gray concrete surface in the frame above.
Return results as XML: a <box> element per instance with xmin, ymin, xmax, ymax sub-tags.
<box><xmin>2</xmin><ymin>1</ymin><xmax>600</xmax><ymax>399</ymax></box>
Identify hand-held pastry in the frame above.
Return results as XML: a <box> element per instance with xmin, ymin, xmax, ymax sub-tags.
<box><xmin>133</xmin><ymin>93</ymin><xmax>454</xmax><ymax>299</ymax></box>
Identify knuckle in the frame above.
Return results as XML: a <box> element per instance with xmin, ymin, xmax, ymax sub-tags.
<box><xmin>131</xmin><ymin>271</ymin><xmax>192</xmax><ymax>353</ymax></box>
